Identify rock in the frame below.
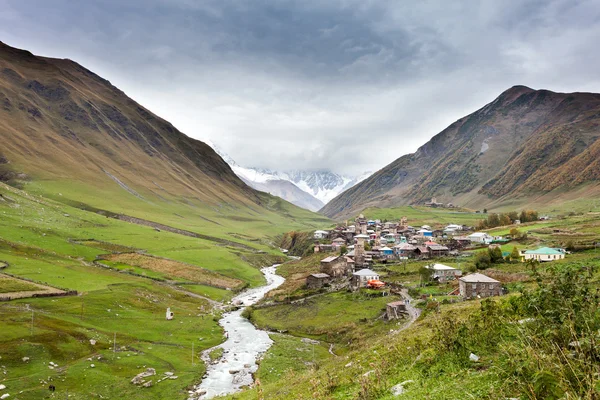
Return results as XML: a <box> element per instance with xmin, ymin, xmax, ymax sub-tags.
<box><xmin>131</xmin><ymin>368</ymin><xmax>156</xmax><ymax>385</ymax></box>
<box><xmin>345</xmin><ymin>362</ymin><xmax>352</xmax><ymax>368</ymax></box>
<box><xmin>0</xmin><ymin>394</ymin><xmax>9</xmax><ymax>399</ymax></box>
<box><xmin>390</xmin><ymin>380</ymin><xmax>414</xmax><ymax>396</ymax></box>
<box><xmin>164</xmin><ymin>372</ymin><xmax>174</xmax><ymax>376</ymax></box>
<box><xmin>90</xmin><ymin>339</ymin><xmax>97</xmax><ymax>345</ymax></box>
<box><xmin>142</xmin><ymin>380</ymin><xmax>153</xmax><ymax>388</ymax></box>
<box><xmin>168</xmin><ymin>376</ymin><xmax>178</xmax><ymax>380</ymax></box>
<box><xmin>469</xmin><ymin>353</ymin><xmax>480</xmax><ymax>362</ymax></box>
<box><xmin>90</xmin><ymin>364</ymin><xmax>95</xmax><ymax>368</ymax></box>
<box><xmin>0</xmin><ymin>385</ymin><xmax>5</xmax><ymax>390</ymax></box>
<box><xmin>363</xmin><ymin>370</ymin><xmax>375</xmax><ymax>377</ymax></box>
<box><xmin>22</xmin><ymin>357</ymin><xmax>29</xmax><ymax>362</ymax></box>
<box><xmin>244</xmin><ymin>364</ymin><xmax>251</xmax><ymax>368</ymax></box>
<box><xmin>229</xmin><ymin>369</ymin><xmax>240</xmax><ymax>374</ymax></box>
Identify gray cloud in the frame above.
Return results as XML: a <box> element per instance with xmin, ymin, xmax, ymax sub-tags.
<box><xmin>2</xmin><ymin>0</ymin><xmax>600</xmax><ymax>175</ymax></box>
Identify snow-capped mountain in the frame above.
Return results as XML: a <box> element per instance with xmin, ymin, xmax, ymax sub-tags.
<box><xmin>209</xmin><ymin>142</ymin><xmax>369</xmax><ymax>211</ymax></box>
<box><xmin>280</xmin><ymin>170</ymin><xmax>372</xmax><ymax>204</ymax></box>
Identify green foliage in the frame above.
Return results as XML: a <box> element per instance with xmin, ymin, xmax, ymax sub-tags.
<box><xmin>419</xmin><ymin>265</ymin><xmax>434</xmax><ymax>285</ymax></box>
<box><xmin>474</xmin><ymin>251</ymin><xmax>492</xmax><ymax>270</ymax></box>
<box><xmin>339</xmin><ymin>245</ymin><xmax>347</xmax><ymax>256</ymax></box>
<box><xmin>489</xmin><ymin>246</ymin><xmax>504</xmax><ymax>263</ymax></box>
<box><xmin>510</xmin><ymin>246</ymin><xmax>520</xmax><ymax>261</ymax></box>
<box><xmin>477</xmin><ymin>209</ymin><xmax>539</xmax><ymax>230</ymax></box>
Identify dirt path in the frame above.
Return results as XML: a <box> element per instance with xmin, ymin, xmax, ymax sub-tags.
<box><xmin>391</xmin><ymin>289</ymin><xmax>421</xmax><ymax>335</ymax></box>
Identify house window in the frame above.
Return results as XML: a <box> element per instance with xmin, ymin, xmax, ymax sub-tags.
<box><xmin>472</xmin><ymin>284</ymin><xmax>477</xmax><ymax>290</ymax></box>
<box><xmin>489</xmin><ymin>284</ymin><xmax>494</xmax><ymax>289</ymax></box>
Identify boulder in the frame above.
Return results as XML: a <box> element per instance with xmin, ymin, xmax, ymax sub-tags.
<box><xmin>390</xmin><ymin>380</ymin><xmax>414</xmax><ymax>396</ymax></box>
<box><xmin>131</xmin><ymin>368</ymin><xmax>156</xmax><ymax>385</ymax></box>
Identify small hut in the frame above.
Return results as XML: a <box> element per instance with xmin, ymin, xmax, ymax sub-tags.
<box><xmin>386</xmin><ymin>301</ymin><xmax>407</xmax><ymax>320</ymax></box>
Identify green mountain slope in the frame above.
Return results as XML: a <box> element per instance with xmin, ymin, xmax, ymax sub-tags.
<box><xmin>322</xmin><ymin>86</ymin><xmax>600</xmax><ymax>219</ymax></box>
<box><xmin>0</xmin><ymin>41</ymin><xmax>329</xmax><ymax>242</ymax></box>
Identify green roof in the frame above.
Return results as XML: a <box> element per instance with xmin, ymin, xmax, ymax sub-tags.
<box><xmin>524</xmin><ymin>247</ymin><xmax>564</xmax><ymax>255</ymax></box>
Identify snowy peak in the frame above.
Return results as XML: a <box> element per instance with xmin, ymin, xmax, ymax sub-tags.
<box><xmin>209</xmin><ymin>144</ymin><xmax>370</xmax><ymax>211</ymax></box>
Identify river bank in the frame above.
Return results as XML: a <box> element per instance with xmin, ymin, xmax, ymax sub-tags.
<box><xmin>189</xmin><ymin>265</ymin><xmax>285</xmax><ymax>399</ymax></box>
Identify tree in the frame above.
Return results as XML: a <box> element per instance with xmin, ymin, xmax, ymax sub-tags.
<box><xmin>509</xmin><ymin>228</ymin><xmax>520</xmax><ymax>238</ymax></box>
<box><xmin>510</xmin><ymin>246</ymin><xmax>520</xmax><ymax>262</ymax></box>
<box><xmin>565</xmin><ymin>240</ymin><xmax>575</xmax><ymax>252</ymax></box>
<box><xmin>483</xmin><ymin>208</ymin><xmax>488</xmax><ymax>214</ymax></box>
<box><xmin>474</xmin><ymin>251</ymin><xmax>492</xmax><ymax>270</ymax></box>
<box><xmin>489</xmin><ymin>246</ymin><xmax>504</xmax><ymax>263</ymax></box>
<box><xmin>519</xmin><ymin>210</ymin><xmax>528</xmax><ymax>223</ymax></box>
<box><xmin>499</xmin><ymin>214</ymin><xmax>511</xmax><ymax>226</ymax></box>
<box><xmin>507</xmin><ymin>211</ymin><xmax>519</xmax><ymax>222</ymax></box>
<box><xmin>419</xmin><ymin>265</ymin><xmax>434</xmax><ymax>286</ymax></box>
<box><xmin>364</xmin><ymin>242</ymin><xmax>372</xmax><ymax>251</ymax></box>
<box><xmin>339</xmin><ymin>245</ymin><xmax>347</xmax><ymax>256</ymax></box>
<box><xmin>488</xmin><ymin>213</ymin><xmax>500</xmax><ymax>227</ymax></box>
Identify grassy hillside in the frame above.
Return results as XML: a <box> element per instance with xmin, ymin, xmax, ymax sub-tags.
<box><xmin>226</xmin><ymin>215</ymin><xmax>600</xmax><ymax>399</ymax></box>
<box><xmin>0</xmin><ymin>41</ymin><xmax>332</xmax><ymax>399</ymax></box>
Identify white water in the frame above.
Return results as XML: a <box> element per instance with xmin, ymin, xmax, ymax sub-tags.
<box><xmin>190</xmin><ymin>265</ymin><xmax>285</xmax><ymax>399</ymax></box>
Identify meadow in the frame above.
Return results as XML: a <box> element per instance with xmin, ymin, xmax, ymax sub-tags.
<box><xmin>0</xmin><ymin>180</ymin><xmax>331</xmax><ymax>399</ymax></box>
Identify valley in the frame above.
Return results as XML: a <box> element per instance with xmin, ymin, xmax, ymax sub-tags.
<box><xmin>0</xmin><ymin>39</ymin><xmax>599</xmax><ymax>400</ymax></box>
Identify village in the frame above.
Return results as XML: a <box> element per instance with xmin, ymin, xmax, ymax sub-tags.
<box><xmin>307</xmin><ymin>212</ymin><xmax>568</xmax><ymax>319</ymax></box>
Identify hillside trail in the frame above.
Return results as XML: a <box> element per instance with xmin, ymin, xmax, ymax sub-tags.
<box><xmin>392</xmin><ymin>289</ymin><xmax>421</xmax><ymax>335</ymax></box>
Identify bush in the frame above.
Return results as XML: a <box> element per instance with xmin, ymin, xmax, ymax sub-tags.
<box><xmin>474</xmin><ymin>251</ymin><xmax>491</xmax><ymax>270</ymax></box>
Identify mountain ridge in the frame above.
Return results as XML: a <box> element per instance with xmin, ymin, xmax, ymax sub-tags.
<box><xmin>321</xmin><ymin>85</ymin><xmax>600</xmax><ymax>219</ymax></box>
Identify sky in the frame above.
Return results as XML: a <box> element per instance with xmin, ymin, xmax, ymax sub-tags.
<box><xmin>1</xmin><ymin>0</ymin><xmax>600</xmax><ymax>176</ymax></box>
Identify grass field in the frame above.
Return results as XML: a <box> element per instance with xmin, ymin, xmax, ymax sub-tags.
<box><xmin>0</xmin><ymin>275</ymin><xmax>45</xmax><ymax>294</ymax></box>
<box><xmin>248</xmin><ymin>290</ymin><xmax>403</xmax><ymax>346</ymax></box>
<box><xmin>0</xmin><ymin>179</ymin><xmax>331</xmax><ymax>399</ymax></box>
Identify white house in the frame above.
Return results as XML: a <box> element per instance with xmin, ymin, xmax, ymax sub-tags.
<box><xmin>467</xmin><ymin>232</ymin><xmax>493</xmax><ymax>244</ymax></box>
<box><xmin>445</xmin><ymin>224</ymin><xmax>463</xmax><ymax>231</ymax></box>
<box><xmin>351</xmin><ymin>269</ymin><xmax>380</xmax><ymax>288</ymax></box>
<box><xmin>425</xmin><ymin>263</ymin><xmax>462</xmax><ymax>282</ymax></box>
<box><xmin>314</xmin><ymin>230</ymin><xmax>329</xmax><ymax>240</ymax></box>
<box><xmin>522</xmin><ymin>247</ymin><xmax>566</xmax><ymax>262</ymax></box>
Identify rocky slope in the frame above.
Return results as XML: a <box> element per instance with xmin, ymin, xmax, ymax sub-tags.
<box><xmin>322</xmin><ymin>86</ymin><xmax>600</xmax><ymax>219</ymax></box>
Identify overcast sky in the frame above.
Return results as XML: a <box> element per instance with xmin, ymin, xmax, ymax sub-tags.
<box><xmin>2</xmin><ymin>0</ymin><xmax>600</xmax><ymax>175</ymax></box>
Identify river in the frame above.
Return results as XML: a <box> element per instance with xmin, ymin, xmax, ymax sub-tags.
<box><xmin>189</xmin><ymin>265</ymin><xmax>285</xmax><ymax>399</ymax></box>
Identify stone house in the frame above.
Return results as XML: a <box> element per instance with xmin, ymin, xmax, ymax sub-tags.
<box><xmin>459</xmin><ymin>273</ymin><xmax>502</xmax><ymax>299</ymax></box>
<box><xmin>320</xmin><ymin>256</ymin><xmax>351</xmax><ymax>278</ymax></box>
<box><xmin>306</xmin><ymin>273</ymin><xmax>331</xmax><ymax>289</ymax></box>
